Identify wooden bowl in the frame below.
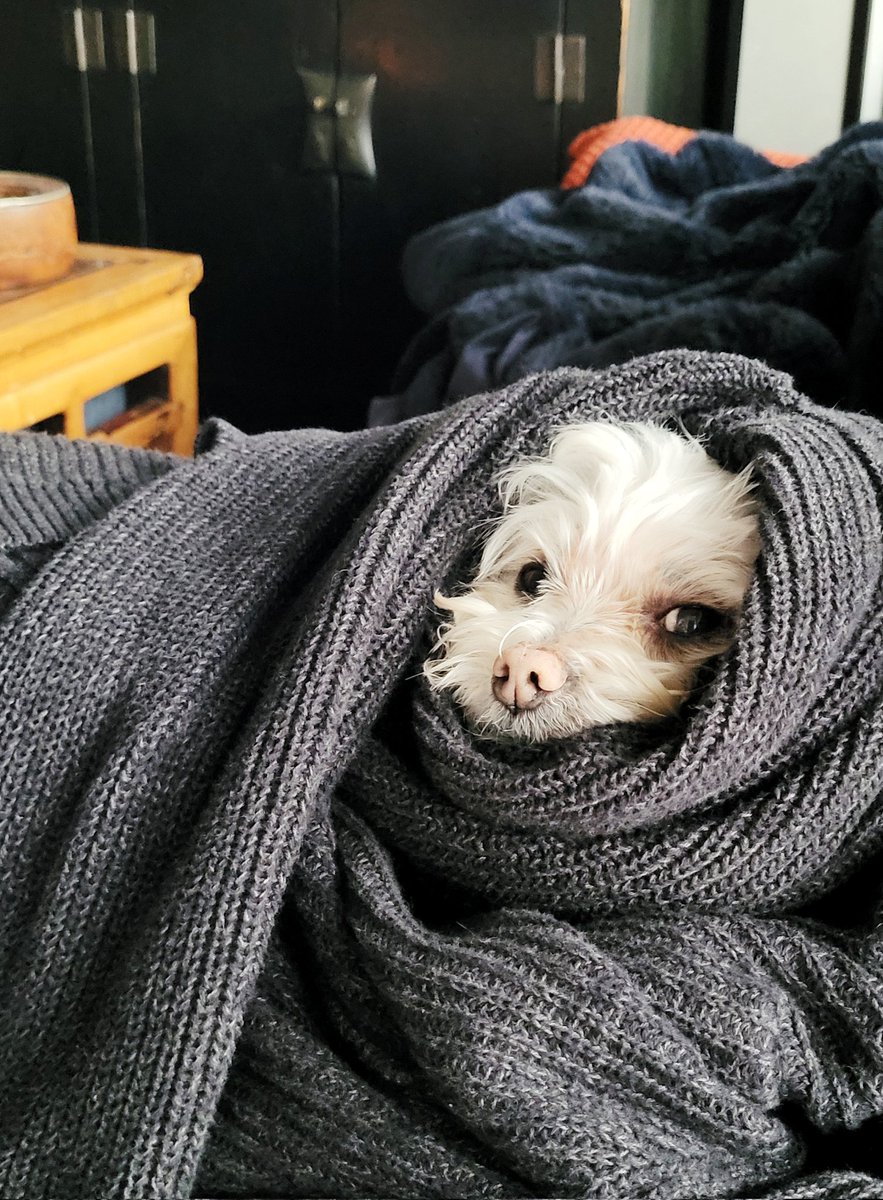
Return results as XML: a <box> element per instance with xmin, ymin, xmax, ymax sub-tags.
<box><xmin>0</xmin><ymin>171</ymin><xmax>78</xmax><ymax>290</ymax></box>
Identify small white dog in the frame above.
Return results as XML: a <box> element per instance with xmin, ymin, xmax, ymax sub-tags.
<box><xmin>425</xmin><ymin>421</ymin><xmax>760</xmax><ymax>742</ymax></box>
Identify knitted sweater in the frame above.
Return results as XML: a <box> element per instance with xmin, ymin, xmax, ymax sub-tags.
<box><xmin>1</xmin><ymin>352</ymin><xmax>882</xmax><ymax>1200</ymax></box>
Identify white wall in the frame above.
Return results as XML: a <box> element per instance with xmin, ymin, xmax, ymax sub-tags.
<box><xmin>620</xmin><ymin>0</ymin><xmax>654</xmax><ymax>116</ymax></box>
<box><xmin>733</xmin><ymin>0</ymin><xmax>854</xmax><ymax>157</ymax></box>
<box><xmin>860</xmin><ymin>0</ymin><xmax>883</xmax><ymax>120</ymax></box>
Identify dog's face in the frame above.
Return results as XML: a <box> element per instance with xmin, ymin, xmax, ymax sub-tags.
<box><xmin>424</xmin><ymin>421</ymin><xmax>760</xmax><ymax>742</ymax></box>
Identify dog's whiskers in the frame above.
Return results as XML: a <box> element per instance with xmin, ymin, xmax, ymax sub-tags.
<box><xmin>497</xmin><ymin>621</ymin><xmax>535</xmax><ymax>658</ymax></box>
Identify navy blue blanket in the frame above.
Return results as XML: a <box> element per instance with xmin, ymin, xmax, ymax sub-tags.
<box><xmin>370</xmin><ymin>123</ymin><xmax>883</xmax><ymax>425</ymax></box>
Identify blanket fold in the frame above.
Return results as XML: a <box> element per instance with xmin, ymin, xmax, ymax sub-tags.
<box><xmin>1</xmin><ymin>351</ymin><xmax>883</xmax><ymax>1199</ymax></box>
<box><xmin>372</xmin><ymin>124</ymin><xmax>883</xmax><ymax>426</ymax></box>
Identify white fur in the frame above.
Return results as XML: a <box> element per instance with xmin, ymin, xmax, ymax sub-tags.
<box><xmin>424</xmin><ymin>421</ymin><xmax>760</xmax><ymax>742</ymax></box>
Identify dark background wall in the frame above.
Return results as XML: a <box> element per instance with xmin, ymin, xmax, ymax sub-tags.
<box><xmin>1</xmin><ymin>1</ymin><xmax>745</xmax><ymax>432</ymax></box>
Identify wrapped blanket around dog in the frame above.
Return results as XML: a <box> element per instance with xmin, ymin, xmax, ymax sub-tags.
<box><xmin>1</xmin><ymin>351</ymin><xmax>883</xmax><ymax>1200</ymax></box>
<box><xmin>372</xmin><ymin>123</ymin><xmax>883</xmax><ymax>425</ymax></box>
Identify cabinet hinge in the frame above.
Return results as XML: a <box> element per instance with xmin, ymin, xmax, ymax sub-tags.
<box><xmin>62</xmin><ymin>7</ymin><xmax>106</xmax><ymax>72</ymax></box>
<box><xmin>108</xmin><ymin>9</ymin><xmax>157</xmax><ymax>76</ymax></box>
<box><xmin>534</xmin><ymin>34</ymin><xmax>586</xmax><ymax>104</ymax></box>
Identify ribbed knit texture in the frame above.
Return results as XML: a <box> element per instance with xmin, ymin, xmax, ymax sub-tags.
<box><xmin>1</xmin><ymin>351</ymin><xmax>882</xmax><ymax>1199</ymax></box>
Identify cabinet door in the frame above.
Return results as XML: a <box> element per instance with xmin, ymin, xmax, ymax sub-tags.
<box><xmin>1</xmin><ymin>2</ymin><xmax>621</xmax><ymax>433</ymax></box>
<box><xmin>137</xmin><ymin>1</ymin><xmax>621</xmax><ymax>432</ymax></box>
<box><xmin>0</xmin><ymin>0</ymin><xmax>98</xmax><ymax>240</ymax></box>
<box><xmin>137</xmin><ymin>0</ymin><xmax>342</xmax><ymax>433</ymax></box>
<box><xmin>337</xmin><ymin>0</ymin><xmax>622</xmax><ymax>416</ymax></box>
<box><xmin>85</xmin><ymin>18</ymin><xmax>147</xmax><ymax>248</ymax></box>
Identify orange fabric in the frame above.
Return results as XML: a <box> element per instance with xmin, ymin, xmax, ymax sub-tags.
<box><xmin>561</xmin><ymin>115</ymin><xmax>806</xmax><ymax>190</ymax></box>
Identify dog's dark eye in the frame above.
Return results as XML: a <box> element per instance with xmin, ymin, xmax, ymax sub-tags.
<box><xmin>516</xmin><ymin>561</ymin><xmax>547</xmax><ymax>598</ymax></box>
<box><xmin>663</xmin><ymin>605</ymin><xmax>724</xmax><ymax>638</ymax></box>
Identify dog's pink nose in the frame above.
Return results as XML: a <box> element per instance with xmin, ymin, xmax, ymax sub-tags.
<box><xmin>492</xmin><ymin>644</ymin><xmax>568</xmax><ymax>711</ymax></box>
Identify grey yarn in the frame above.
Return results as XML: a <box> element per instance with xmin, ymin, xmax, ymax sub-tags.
<box><xmin>1</xmin><ymin>351</ymin><xmax>882</xmax><ymax>1200</ymax></box>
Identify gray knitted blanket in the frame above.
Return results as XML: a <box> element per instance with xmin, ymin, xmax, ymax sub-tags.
<box><xmin>1</xmin><ymin>351</ymin><xmax>883</xmax><ymax>1200</ymax></box>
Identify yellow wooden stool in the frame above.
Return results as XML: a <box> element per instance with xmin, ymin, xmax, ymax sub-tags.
<box><xmin>0</xmin><ymin>243</ymin><xmax>203</xmax><ymax>456</ymax></box>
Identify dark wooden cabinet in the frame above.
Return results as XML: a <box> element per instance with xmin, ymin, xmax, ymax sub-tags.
<box><xmin>0</xmin><ymin>1</ymin><xmax>622</xmax><ymax>431</ymax></box>
<box><xmin>137</xmin><ymin>1</ymin><xmax>344</xmax><ymax>431</ymax></box>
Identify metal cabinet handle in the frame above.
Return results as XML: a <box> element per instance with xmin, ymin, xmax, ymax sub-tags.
<box><xmin>297</xmin><ymin>67</ymin><xmax>378</xmax><ymax>178</ymax></box>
